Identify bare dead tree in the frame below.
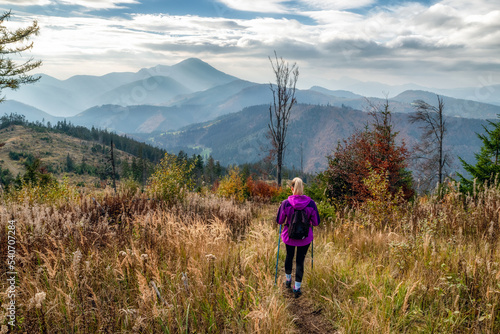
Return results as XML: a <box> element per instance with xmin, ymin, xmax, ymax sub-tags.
<box><xmin>409</xmin><ymin>95</ymin><xmax>451</xmax><ymax>191</ymax></box>
<box><xmin>109</xmin><ymin>139</ymin><xmax>116</xmax><ymax>192</ymax></box>
<box><xmin>268</xmin><ymin>51</ymin><xmax>299</xmax><ymax>187</ymax></box>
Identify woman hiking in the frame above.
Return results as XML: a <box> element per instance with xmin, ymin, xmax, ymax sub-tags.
<box><xmin>276</xmin><ymin>177</ymin><xmax>320</xmax><ymax>298</ymax></box>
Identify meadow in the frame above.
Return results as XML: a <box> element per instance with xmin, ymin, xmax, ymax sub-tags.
<box><xmin>0</xmin><ymin>179</ymin><xmax>499</xmax><ymax>333</ymax></box>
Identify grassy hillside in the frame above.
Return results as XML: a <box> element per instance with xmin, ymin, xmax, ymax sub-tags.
<box><xmin>0</xmin><ymin>125</ymin><xmax>133</xmax><ymax>186</ymax></box>
<box><xmin>0</xmin><ymin>115</ymin><xmax>170</xmax><ymax>188</ymax></box>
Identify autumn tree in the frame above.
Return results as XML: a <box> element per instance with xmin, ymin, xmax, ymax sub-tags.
<box><xmin>409</xmin><ymin>95</ymin><xmax>451</xmax><ymax>192</ymax></box>
<box><xmin>0</xmin><ymin>11</ymin><xmax>42</xmax><ymax>103</ymax></box>
<box><xmin>323</xmin><ymin>99</ymin><xmax>413</xmax><ymax>206</ymax></box>
<box><xmin>457</xmin><ymin>116</ymin><xmax>500</xmax><ymax>193</ymax></box>
<box><xmin>268</xmin><ymin>51</ymin><xmax>299</xmax><ymax>187</ymax></box>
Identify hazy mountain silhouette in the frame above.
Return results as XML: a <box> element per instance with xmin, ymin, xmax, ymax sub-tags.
<box><xmin>3</xmin><ymin>58</ymin><xmax>500</xmax><ymax>137</ymax></box>
<box><xmin>5</xmin><ymin>58</ymin><xmax>238</xmax><ymax>116</ymax></box>
<box><xmin>92</xmin><ymin>76</ymin><xmax>192</xmax><ymax>107</ymax></box>
<box><xmin>0</xmin><ymin>100</ymin><xmax>62</xmax><ymax>124</ymax></box>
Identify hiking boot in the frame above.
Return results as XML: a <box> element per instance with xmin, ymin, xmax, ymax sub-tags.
<box><xmin>285</xmin><ymin>280</ymin><xmax>292</xmax><ymax>289</ymax></box>
<box><xmin>293</xmin><ymin>288</ymin><xmax>302</xmax><ymax>298</ymax></box>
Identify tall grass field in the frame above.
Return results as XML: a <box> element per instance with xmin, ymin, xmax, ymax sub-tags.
<box><xmin>1</xmin><ymin>180</ymin><xmax>499</xmax><ymax>333</ymax></box>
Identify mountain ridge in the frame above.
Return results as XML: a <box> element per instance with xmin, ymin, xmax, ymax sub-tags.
<box><xmin>140</xmin><ymin>104</ymin><xmax>486</xmax><ymax>175</ymax></box>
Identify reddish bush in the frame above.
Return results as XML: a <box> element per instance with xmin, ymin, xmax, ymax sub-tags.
<box><xmin>323</xmin><ymin>101</ymin><xmax>414</xmax><ymax>206</ymax></box>
<box><xmin>246</xmin><ymin>177</ymin><xmax>280</xmax><ymax>201</ymax></box>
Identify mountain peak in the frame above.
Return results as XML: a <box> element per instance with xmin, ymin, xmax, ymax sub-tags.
<box><xmin>177</xmin><ymin>58</ymin><xmax>208</xmax><ymax>66</ymax></box>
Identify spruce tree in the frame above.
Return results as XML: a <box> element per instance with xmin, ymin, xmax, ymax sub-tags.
<box><xmin>458</xmin><ymin>117</ymin><xmax>500</xmax><ymax>193</ymax></box>
<box><xmin>1</xmin><ymin>11</ymin><xmax>42</xmax><ymax>102</ymax></box>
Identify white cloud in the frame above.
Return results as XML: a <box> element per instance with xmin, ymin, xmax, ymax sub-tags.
<box><xmin>1</xmin><ymin>0</ymin><xmax>52</xmax><ymax>5</ymax></box>
<box><xmin>56</xmin><ymin>0</ymin><xmax>139</xmax><ymax>10</ymax></box>
<box><xmin>299</xmin><ymin>0</ymin><xmax>375</xmax><ymax>11</ymax></box>
<box><xmin>11</xmin><ymin>0</ymin><xmax>500</xmax><ymax>89</ymax></box>
<box><xmin>216</xmin><ymin>0</ymin><xmax>290</xmax><ymax>13</ymax></box>
<box><xmin>440</xmin><ymin>0</ymin><xmax>500</xmax><ymax>15</ymax></box>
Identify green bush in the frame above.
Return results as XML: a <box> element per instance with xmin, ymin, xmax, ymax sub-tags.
<box><xmin>147</xmin><ymin>153</ymin><xmax>194</xmax><ymax>205</ymax></box>
<box><xmin>5</xmin><ymin>176</ymin><xmax>78</xmax><ymax>206</ymax></box>
<box><xmin>8</xmin><ymin>151</ymin><xmax>21</xmax><ymax>160</ymax></box>
<box><xmin>119</xmin><ymin>177</ymin><xmax>141</xmax><ymax>197</ymax></box>
<box><xmin>271</xmin><ymin>186</ymin><xmax>292</xmax><ymax>203</ymax></box>
<box><xmin>316</xmin><ymin>200</ymin><xmax>336</xmax><ymax>223</ymax></box>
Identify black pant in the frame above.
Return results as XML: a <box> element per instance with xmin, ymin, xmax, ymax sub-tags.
<box><xmin>285</xmin><ymin>243</ymin><xmax>310</xmax><ymax>283</ymax></box>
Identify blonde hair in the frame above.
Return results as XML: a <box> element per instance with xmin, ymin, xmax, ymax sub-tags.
<box><xmin>290</xmin><ymin>177</ymin><xmax>304</xmax><ymax>195</ymax></box>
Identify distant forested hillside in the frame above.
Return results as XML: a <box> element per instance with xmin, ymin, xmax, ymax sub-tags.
<box><xmin>145</xmin><ymin>104</ymin><xmax>488</xmax><ymax>175</ymax></box>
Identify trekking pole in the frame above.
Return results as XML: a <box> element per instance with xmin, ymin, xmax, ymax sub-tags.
<box><xmin>312</xmin><ymin>240</ymin><xmax>314</xmax><ymax>270</ymax></box>
<box><xmin>311</xmin><ymin>227</ymin><xmax>314</xmax><ymax>270</ymax></box>
<box><xmin>274</xmin><ymin>224</ymin><xmax>282</xmax><ymax>285</ymax></box>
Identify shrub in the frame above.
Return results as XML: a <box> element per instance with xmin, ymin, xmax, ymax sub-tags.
<box><xmin>5</xmin><ymin>177</ymin><xmax>79</xmax><ymax>206</ymax></box>
<box><xmin>246</xmin><ymin>177</ymin><xmax>279</xmax><ymax>201</ymax></box>
<box><xmin>304</xmin><ymin>174</ymin><xmax>328</xmax><ymax>202</ymax></box>
<box><xmin>146</xmin><ymin>153</ymin><xmax>194</xmax><ymax>205</ymax></box>
<box><xmin>8</xmin><ymin>150</ymin><xmax>21</xmax><ymax>160</ymax></box>
<box><xmin>316</xmin><ymin>200</ymin><xmax>336</xmax><ymax>223</ymax></box>
<box><xmin>360</xmin><ymin>166</ymin><xmax>405</xmax><ymax>228</ymax></box>
<box><xmin>217</xmin><ymin>166</ymin><xmax>247</xmax><ymax>202</ymax></box>
<box><xmin>119</xmin><ymin>177</ymin><xmax>141</xmax><ymax>197</ymax></box>
<box><xmin>271</xmin><ymin>185</ymin><xmax>292</xmax><ymax>203</ymax></box>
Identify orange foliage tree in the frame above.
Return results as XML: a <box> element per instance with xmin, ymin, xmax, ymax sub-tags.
<box><xmin>323</xmin><ymin>100</ymin><xmax>414</xmax><ymax>206</ymax></box>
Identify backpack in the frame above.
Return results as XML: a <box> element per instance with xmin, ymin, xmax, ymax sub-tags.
<box><xmin>287</xmin><ymin>209</ymin><xmax>310</xmax><ymax>240</ymax></box>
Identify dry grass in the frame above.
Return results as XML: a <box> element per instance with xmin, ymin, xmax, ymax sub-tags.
<box><xmin>307</xmin><ymin>182</ymin><xmax>500</xmax><ymax>333</ymax></box>
<box><xmin>1</xmin><ymin>180</ymin><xmax>499</xmax><ymax>333</ymax></box>
<box><xmin>0</xmin><ymin>191</ymin><xmax>294</xmax><ymax>333</ymax></box>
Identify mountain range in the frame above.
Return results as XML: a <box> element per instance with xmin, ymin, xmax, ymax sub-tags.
<box><xmin>0</xmin><ymin>57</ymin><xmax>498</xmax><ymax>173</ymax></box>
<box><xmin>137</xmin><ymin>104</ymin><xmax>486</xmax><ymax>175</ymax></box>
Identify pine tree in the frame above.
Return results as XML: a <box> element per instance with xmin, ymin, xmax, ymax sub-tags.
<box><xmin>121</xmin><ymin>159</ymin><xmax>131</xmax><ymax>179</ymax></box>
<box><xmin>457</xmin><ymin>117</ymin><xmax>500</xmax><ymax>193</ymax></box>
<box><xmin>1</xmin><ymin>11</ymin><xmax>42</xmax><ymax>103</ymax></box>
<box><xmin>65</xmin><ymin>154</ymin><xmax>75</xmax><ymax>172</ymax></box>
<box><xmin>205</xmin><ymin>156</ymin><xmax>216</xmax><ymax>183</ymax></box>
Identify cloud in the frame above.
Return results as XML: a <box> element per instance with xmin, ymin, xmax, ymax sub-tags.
<box><xmin>215</xmin><ymin>0</ymin><xmax>290</xmax><ymax>13</ymax></box>
<box><xmin>9</xmin><ymin>0</ymin><xmax>499</xmax><ymax>90</ymax></box>
<box><xmin>386</xmin><ymin>35</ymin><xmax>464</xmax><ymax>51</ymax></box>
<box><xmin>1</xmin><ymin>0</ymin><xmax>52</xmax><ymax>5</ymax></box>
<box><xmin>56</xmin><ymin>0</ymin><xmax>139</xmax><ymax>10</ymax></box>
<box><xmin>216</xmin><ymin>0</ymin><xmax>375</xmax><ymax>14</ymax></box>
<box><xmin>299</xmin><ymin>0</ymin><xmax>375</xmax><ymax>11</ymax></box>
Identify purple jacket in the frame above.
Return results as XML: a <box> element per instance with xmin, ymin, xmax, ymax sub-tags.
<box><xmin>276</xmin><ymin>195</ymin><xmax>320</xmax><ymax>246</ymax></box>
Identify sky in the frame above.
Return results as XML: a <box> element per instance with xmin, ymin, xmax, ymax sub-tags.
<box><xmin>1</xmin><ymin>0</ymin><xmax>499</xmax><ymax>91</ymax></box>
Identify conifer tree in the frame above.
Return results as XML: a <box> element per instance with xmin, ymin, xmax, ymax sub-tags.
<box><xmin>457</xmin><ymin>116</ymin><xmax>500</xmax><ymax>193</ymax></box>
<box><xmin>0</xmin><ymin>11</ymin><xmax>42</xmax><ymax>103</ymax></box>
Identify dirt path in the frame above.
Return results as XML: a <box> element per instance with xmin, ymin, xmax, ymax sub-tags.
<box><xmin>260</xmin><ymin>205</ymin><xmax>337</xmax><ymax>333</ymax></box>
<box><xmin>281</xmin><ymin>280</ymin><xmax>337</xmax><ymax>333</ymax></box>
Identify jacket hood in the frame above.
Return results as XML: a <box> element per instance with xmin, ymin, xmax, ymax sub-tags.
<box><xmin>287</xmin><ymin>195</ymin><xmax>311</xmax><ymax>210</ymax></box>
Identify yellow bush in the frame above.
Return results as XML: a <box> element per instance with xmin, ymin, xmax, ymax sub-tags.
<box><xmin>361</xmin><ymin>167</ymin><xmax>404</xmax><ymax>228</ymax></box>
<box><xmin>216</xmin><ymin>166</ymin><xmax>247</xmax><ymax>203</ymax></box>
